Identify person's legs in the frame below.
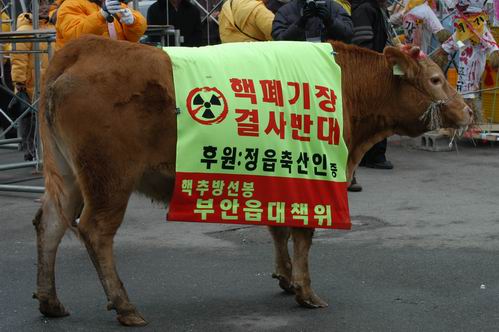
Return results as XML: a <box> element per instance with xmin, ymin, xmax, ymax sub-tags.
<box><xmin>20</xmin><ymin>112</ymin><xmax>35</xmax><ymax>161</ymax></box>
<box><xmin>0</xmin><ymin>60</ymin><xmax>16</xmax><ymax>138</ymax></box>
<box><xmin>360</xmin><ymin>139</ymin><xmax>393</xmax><ymax>169</ymax></box>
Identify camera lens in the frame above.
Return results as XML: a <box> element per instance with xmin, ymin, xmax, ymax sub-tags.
<box><xmin>306</xmin><ymin>0</ymin><xmax>316</xmax><ymax>9</ymax></box>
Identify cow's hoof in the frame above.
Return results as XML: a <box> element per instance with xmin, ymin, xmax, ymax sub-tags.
<box><xmin>38</xmin><ymin>298</ymin><xmax>70</xmax><ymax>317</ymax></box>
<box><xmin>117</xmin><ymin>311</ymin><xmax>148</xmax><ymax>327</ymax></box>
<box><xmin>295</xmin><ymin>292</ymin><xmax>328</xmax><ymax>309</ymax></box>
<box><xmin>272</xmin><ymin>273</ymin><xmax>294</xmax><ymax>294</ymax></box>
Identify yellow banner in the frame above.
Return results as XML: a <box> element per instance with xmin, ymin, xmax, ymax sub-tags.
<box><xmin>455</xmin><ymin>13</ymin><xmax>487</xmax><ymax>43</ymax></box>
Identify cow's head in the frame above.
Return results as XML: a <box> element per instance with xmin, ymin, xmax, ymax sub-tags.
<box><xmin>383</xmin><ymin>45</ymin><xmax>473</xmax><ymax>136</ymax></box>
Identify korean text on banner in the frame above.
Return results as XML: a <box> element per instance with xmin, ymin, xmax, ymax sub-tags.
<box><xmin>166</xmin><ymin>41</ymin><xmax>350</xmax><ymax>229</ymax></box>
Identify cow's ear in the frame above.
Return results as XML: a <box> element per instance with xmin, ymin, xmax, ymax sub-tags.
<box><xmin>384</xmin><ymin>46</ymin><xmax>419</xmax><ymax>80</ymax></box>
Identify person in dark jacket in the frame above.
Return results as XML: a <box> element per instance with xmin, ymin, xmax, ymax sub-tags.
<box><xmin>271</xmin><ymin>0</ymin><xmax>353</xmax><ymax>43</ymax></box>
<box><xmin>147</xmin><ymin>0</ymin><xmax>203</xmax><ymax>46</ymax></box>
<box><xmin>351</xmin><ymin>0</ymin><xmax>393</xmax><ymax>173</ymax></box>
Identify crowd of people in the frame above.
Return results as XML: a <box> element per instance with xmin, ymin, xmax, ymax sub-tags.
<box><xmin>0</xmin><ymin>0</ymin><xmax>497</xmax><ymax>190</ymax></box>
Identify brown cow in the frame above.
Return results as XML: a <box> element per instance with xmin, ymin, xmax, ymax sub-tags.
<box><xmin>33</xmin><ymin>35</ymin><xmax>472</xmax><ymax>326</ymax></box>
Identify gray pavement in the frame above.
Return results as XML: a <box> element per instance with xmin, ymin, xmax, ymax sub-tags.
<box><xmin>1</xmin><ymin>137</ymin><xmax>499</xmax><ymax>331</ymax></box>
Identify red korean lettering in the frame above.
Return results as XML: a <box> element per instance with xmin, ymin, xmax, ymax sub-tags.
<box><xmin>235</xmin><ymin>109</ymin><xmax>259</xmax><ymax>137</ymax></box>
<box><xmin>287</xmin><ymin>82</ymin><xmax>310</xmax><ymax>110</ymax></box>
<box><xmin>317</xmin><ymin>116</ymin><xmax>340</xmax><ymax>145</ymax></box>
<box><xmin>290</xmin><ymin>114</ymin><xmax>313</xmax><ymax>142</ymax></box>
<box><xmin>260</xmin><ymin>80</ymin><xmax>284</xmax><ymax>107</ymax></box>
<box><xmin>230</xmin><ymin>78</ymin><xmax>257</xmax><ymax>104</ymax></box>
<box><xmin>315</xmin><ymin>85</ymin><xmax>337</xmax><ymax>112</ymax></box>
<box><xmin>264</xmin><ymin>111</ymin><xmax>286</xmax><ymax>139</ymax></box>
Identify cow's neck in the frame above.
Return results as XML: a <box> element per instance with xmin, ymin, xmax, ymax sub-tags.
<box><xmin>334</xmin><ymin>43</ymin><xmax>406</xmax><ymax>179</ymax></box>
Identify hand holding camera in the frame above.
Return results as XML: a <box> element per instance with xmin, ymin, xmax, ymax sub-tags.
<box><xmin>119</xmin><ymin>8</ymin><xmax>135</xmax><ymax>25</ymax></box>
<box><xmin>101</xmin><ymin>0</ymin><xmax>134</xmax><ymax>25</ymax></box>
<box><xmin>316</xmin><ymin>4</ymin><xmax>330</xmax><ymax>24</ymax></box>
<box><xmin>299</xmin><ymin>0</ymin><xmax>330</xmax><ymax>27</ymax></box>
<box><xmin>105</xmin><ymin>0</ymin><xmax>123</xmax><ymax>14</ymax></box>
<box><xmin>100</xmin><ymin>0</ymin><xmax>121</xmax><ymax>21</ymax></box>
<box><xmin>298</xmin><ymin>4</ymin><xmax>316</xmax><ymax>27</ymax></box>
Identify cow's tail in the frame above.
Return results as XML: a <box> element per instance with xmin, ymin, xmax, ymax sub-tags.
<box><xmin>40</xmin><ymin>57</ymin><xmax>81</xmax><ymax>235</ymax></box>
<box><xmin>44</xmin><ymin>81</ymin><xmax>57</xmax><ymax>128</ymax></box>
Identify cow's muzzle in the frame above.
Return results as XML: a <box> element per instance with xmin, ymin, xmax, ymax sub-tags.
<box><xmin>462</xmin><ymin>105</ymin><xmax>473</xmax><ymax>126</ymax></box>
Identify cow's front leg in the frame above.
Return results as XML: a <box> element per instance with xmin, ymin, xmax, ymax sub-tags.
<box><xmin>268</xmin><ymin>226</ymin><xmax>294</xmax><ymax>293</ymax></box>
<box><xmin>291</xmin><ymin>228</ymin><xmax>328</xmax><ymax>308</ymax></box>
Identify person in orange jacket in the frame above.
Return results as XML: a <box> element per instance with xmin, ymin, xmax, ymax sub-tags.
<box><xmin>10</xmin><ymin>5</ymin><xmax>54</xmax><ymax>160</ymax></box>
<box><xmin>12</xmin><ymin>12</ymin><xmax>53</xmax><ymax>98</ymax></box>
<box><xmin>55</xmin><ymin>0</ymin><xmax>147</xmax><ymax>50</ymax></box>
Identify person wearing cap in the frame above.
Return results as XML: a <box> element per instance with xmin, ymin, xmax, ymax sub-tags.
<box><xmin>55</xmin><ymin>0</ymin><xmax>146</xmax><ymax>50</ymax></box>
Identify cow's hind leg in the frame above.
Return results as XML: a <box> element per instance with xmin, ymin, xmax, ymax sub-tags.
<box><xmin>268</xmin><ymin>226</ymin><xmax>294</xmax><ymax>293</ymax></box>
<box><xmin>34</xmin><ymin>179</ymin><xmax>82</xmax><ymax>317</ymax></box>
<box><xmin>77</xmin><ymin>180</ymin><xmax>146</xmax><ymax>326</ymax></box>
<box><xmin>291</xmin><ymin>228</ymin><xmax>328</xmax><ymax>308</ymax></box>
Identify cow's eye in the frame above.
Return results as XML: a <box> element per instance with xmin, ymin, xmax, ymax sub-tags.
<box><xmin>430</xmin><ymin>76</ymin><xmax>442</xmax><ymax>85</ymax></box>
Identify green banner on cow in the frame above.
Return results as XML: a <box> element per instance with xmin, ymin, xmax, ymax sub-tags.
<box><xmin>166</xmin><ymin>41</ymin><xmax>350</xmax><ymax>229</ymax></box>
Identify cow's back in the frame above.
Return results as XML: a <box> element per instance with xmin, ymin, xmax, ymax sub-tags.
<box><xmin>41</xmin><ymin>36</ymin><xmax>179</xmax><ymax>203</ymax></box>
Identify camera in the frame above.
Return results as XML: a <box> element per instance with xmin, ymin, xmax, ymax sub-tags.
<box><xmin>304</xmin><ymin>0</ymin><xmax>326</xmax><ymax>10</ymax></box>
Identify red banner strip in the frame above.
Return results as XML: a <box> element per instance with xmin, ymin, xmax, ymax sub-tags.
<box><xmin>168</xmin><ymin>172</ymin><xmax>351</xmax><ymax>229</ymax></box>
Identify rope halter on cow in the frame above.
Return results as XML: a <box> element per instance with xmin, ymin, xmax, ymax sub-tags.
<box><xmin>418</xmin><ymin>89</ymin><xmax>462</xmax><ymax>131</ymax></box>
<box><xmin>419</xmin><ymin>99</ymin><xmax>445</xmax><ymax>130</ymax></box>
<box><xmin>398</xmin><ymin>45</ymin><xmax>462</xmax><ymax>132</ymax></box>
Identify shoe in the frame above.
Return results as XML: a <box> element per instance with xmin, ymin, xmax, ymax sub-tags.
<box><xmin>364</xmin><ymin>160</ymin><xmax>393</xmax><ymax>170</ymax></box>
<box><xmin>347</xmin><ymin>176</ymin><xmax>362</xmax><ymax>192</ymax></box>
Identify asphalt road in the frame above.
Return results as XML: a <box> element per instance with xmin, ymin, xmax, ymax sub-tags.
<box><xmin>1</xmin><ymin>137</ymin><xmax>499</xmax><ymax>331</ymax></box>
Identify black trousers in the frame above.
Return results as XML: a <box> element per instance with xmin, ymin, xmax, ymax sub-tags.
<box><xmin>362</xmin><ymin>138</ymin><xmax>387</xmax><ymax>164</ymax></box>
<box><xmin>0</xmin><ymin>60</ymin><xmax>15</xmax><ymax>138</ymax></box>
